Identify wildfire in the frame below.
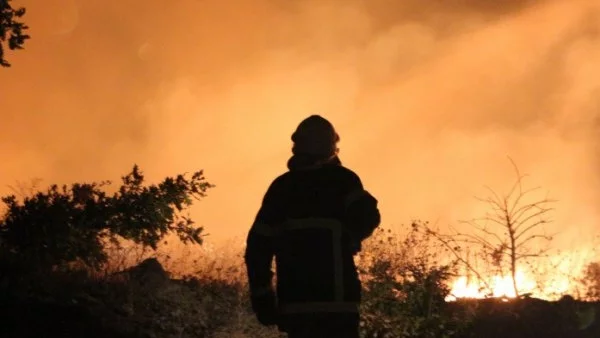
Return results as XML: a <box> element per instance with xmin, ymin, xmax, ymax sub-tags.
<box><xmin>446</xmin><ymin>269</ymin><xmax>538</xmax><ymax>301</ymax></box>
<box><xmin>445</xmin><ymin>250</ymin><xmax>592</xmax><ymax>302</ymax></box>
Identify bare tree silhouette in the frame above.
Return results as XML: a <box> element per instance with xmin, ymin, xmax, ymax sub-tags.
<box><xmin>428</xmin><ymin>157</ymin><xmax>556</xmax><ymax>298</ymax></box>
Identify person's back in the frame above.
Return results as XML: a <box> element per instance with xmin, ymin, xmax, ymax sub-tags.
<box><xmin>244</xmin><ymin>115</ymin><xmax>381</xmax><ymax>338</ymax></box>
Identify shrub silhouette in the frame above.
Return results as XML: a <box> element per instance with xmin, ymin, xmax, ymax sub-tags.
<box><xmin>357</xmin><ymin>222</ymin><xmax>470</xmax><ymax>338</ymax></box>
<box><xmin>0</xmin><ymin>165</ymin><xmax>213</xmax><ymax>275</ymax></box>
<box><xmin>579</xmin><ymin>262</ymin><xmax>600</xmax><ymax>301</ymax></box>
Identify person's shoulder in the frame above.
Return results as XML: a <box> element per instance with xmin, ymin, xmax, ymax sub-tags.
<box><xmin>335</xmin><ymin>165</ymin><xmax>358</xmax><ymax>176</ymax></box>
<box><xmin>260</xmin><ymin>172</ymin><xmax>290</xmax><ymax>200</ymax></box>
<box><xmin>333</xmin><ymin>165</ymin><xmax>363</xmax><ymax>186</ymax></box>
<box><xmin>268</xmin><ymin>171</ymin><xmax>292</xmax><ymax>189</ymax></box>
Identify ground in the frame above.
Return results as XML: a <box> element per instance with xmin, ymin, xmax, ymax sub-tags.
<box><xmin>1</xmin><ymin>258</ymin><xmax>598</xmax><ymax>338</ymax></box>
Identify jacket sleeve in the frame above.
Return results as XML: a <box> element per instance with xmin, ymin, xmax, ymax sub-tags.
<box><xmin>343</xmin><ymin>175</ymin><xmax>381</xmax><ymax>244</ymax></box>
<box><xmin>244</xmin><ymin>179</ymin><xmax>281</xmax><ymax>325</ymax></box>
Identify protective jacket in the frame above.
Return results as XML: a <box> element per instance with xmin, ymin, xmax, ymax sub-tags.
<box><xmin>244</xmin><ymin>157</ymin><xmax>380</xmax><ymax>332</ymax></box>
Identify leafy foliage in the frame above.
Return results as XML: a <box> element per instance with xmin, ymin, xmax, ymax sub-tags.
<box><xmin>357</xmin><ymin>222</ymin><xmax>471</xmax><ymax>338</ymax></box>
<box><xmin>579</xmin><ymin>262</ymin><xmax>600</xmax><ymax>301</ymax></box>
<box><xmin>1</xmin><ymin>0</ymin><xmax>29</xmax><ymax>67</ymax></box>
<box><xmin>0</xmin><ymin>165</ymin><xmax>213</xmax><ymax>273</ymax></box>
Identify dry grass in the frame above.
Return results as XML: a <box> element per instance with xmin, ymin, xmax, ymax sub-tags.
<box><xmin>6</xmin><ymin>226</ymin><xmax>598</xmax><ymax>338</ymax></box>
<box><xmin>91</xmin><ymin>235</ymin><xmax>284</xmax><ymax>338</ymax></box>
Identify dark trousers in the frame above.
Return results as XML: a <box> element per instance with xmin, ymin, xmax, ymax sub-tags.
<box><xmin>283</xmin><ymin>313</ymin><xmax>360</xmax><ymax>338</ymax></box>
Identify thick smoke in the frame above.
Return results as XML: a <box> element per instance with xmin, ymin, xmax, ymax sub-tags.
<box><xmin>1</xmin><ymin>0</ymin><xmax>599</xmax><ymax>249</ymax></box>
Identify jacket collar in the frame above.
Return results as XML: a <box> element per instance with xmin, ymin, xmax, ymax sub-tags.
<box><xmin>286</xmin><ymin>154</ymin><xmax>342</xmax><ymax>171</ymax></box>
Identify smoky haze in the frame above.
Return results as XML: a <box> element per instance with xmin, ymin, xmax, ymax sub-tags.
<box><xmin>1</xmin><ymin>0</ymin><xmax>599</xmax><ymax>249</ymax></box>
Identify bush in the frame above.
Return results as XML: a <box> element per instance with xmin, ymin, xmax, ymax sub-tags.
<box><xmin>579</xmin><ymin>262</ymin><xmax>600</xmax><ymax>301</ymax></box>
<box><xmin>357</xmin><ymin>222</ymin><xmax>471</xmax><ymax>338</ymax></box>
<box><xmin>0</xmin><ymin>165</ymin><xmax>212</xmax><ymax>277</ymax></box>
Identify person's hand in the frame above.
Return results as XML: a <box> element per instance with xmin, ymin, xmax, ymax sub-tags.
<box><xmin>251</xmin><ymin>290</ymin><xmax>278</xmax><ymax>326</ymax></box>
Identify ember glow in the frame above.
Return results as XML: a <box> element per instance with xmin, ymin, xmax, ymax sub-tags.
<box><xmin>445</xmin><ymin>248</ymin><xmax>595</xmax><ymax>301</ymax></box>
<box><xmin>447</xmin><ymin>270</ymin><xmax>541</xmax><ymax>301</ymax></box>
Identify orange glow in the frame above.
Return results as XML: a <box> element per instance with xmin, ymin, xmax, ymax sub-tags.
<box><xmin>446</xmin><ymin>270</ymin><xmax>538</xmax><ymax>301</ymax></box>
<box><xmin>445</xmin><ymin>248</ymin><xmax>595</xmax><ymax>301</ymax></box>
<box><xmin>1</xmin><ymin>0</ymin><xmax>600</xmax><ymax>285</ymax></box>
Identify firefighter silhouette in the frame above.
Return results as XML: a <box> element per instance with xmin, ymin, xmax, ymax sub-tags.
<box><xmin>244</xmin><ymin>115</ymin><xmax>381</xmax><ymax>338</ymax></box>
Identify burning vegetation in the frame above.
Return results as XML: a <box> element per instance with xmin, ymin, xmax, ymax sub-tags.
<box><xmin>431</xmin><ymin>158</ymin><xmax>558</xmax><ymax>301</ymax></box>
<box><xmin>1</xmin><ymin>164</ymin><xmax>600</xmax><ymax>338</ymax></box>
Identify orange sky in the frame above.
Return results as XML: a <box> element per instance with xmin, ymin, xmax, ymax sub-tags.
<box><xmin>1</xmin><ymin>0</ymin><xmax>600</xmax><ymax>250</ymax></box>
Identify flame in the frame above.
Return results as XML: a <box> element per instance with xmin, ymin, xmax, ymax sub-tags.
<box><xmin>446</xmin><ymin>269</ymin><xmax>538</xmax><ymax>301</ymax></box>
<box><xmin>445</xmin><ymin>249</ymin><xmax>594</xmax><ymax>301</ymax></box>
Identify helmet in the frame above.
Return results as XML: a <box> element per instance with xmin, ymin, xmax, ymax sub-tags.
<box><xmin>291</xmin><ymin>115</ymin><xmax>340</xmax><ymax>158</ymax></box>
